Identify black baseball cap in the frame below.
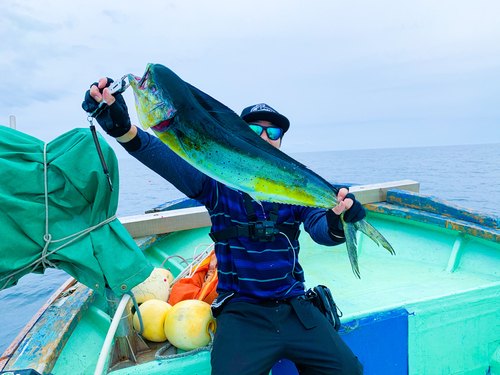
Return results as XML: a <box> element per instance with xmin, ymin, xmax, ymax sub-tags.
<box><xmin>240</xmin><ymin>103</ymin><xmax>290</xmax><ymax>133</ymax></box>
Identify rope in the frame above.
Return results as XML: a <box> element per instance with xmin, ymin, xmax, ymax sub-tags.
<box><xmin>155</xmin><ymin>329</ymin><xmax>215</xmax><ymax>361</ymax></box>
<box><xmin>170</xmin><ymin>244</ymin><xmax>214</xmax><ymax>287</ymax></box>
<box><xmin>160</xmin><ymin>254</ymin><xmax>190</xmax><ymax>268</ymax></box>
<box><xmin>0</xmin><ymin>143</ymin><xmax>117</xmax><ymax>291</ymax></box>
<box><xmin>127</xmin><ymin>291</ymin><xmax>144</xmax><ymax>335</ymax></box>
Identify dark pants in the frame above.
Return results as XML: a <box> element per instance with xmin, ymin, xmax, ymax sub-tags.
<box><xmin>211</xmin><ymin>299</ymin><xmax>363</xmax><ymax>375</ymax></box>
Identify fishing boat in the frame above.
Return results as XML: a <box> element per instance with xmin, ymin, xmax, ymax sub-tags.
<box><xmin>1</xmin><ymin>179</ymin><xmax>499</xmax><ymax>375</ymax></box>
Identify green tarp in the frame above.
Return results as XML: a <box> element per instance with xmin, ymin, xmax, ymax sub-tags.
<box><xmin>0</xmin><ymin>126</ymin><xmax>153</xmax><ymax>296</ymax></box>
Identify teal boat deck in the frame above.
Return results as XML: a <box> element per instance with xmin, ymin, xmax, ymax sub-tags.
<box><xmin>111</xmin><ymin>190</ymin><xmax>500</xmax><ymax>374</ymax></box>
<box><xmin>3</xmin><ymin>189</ymin><xmax>500</xmax><ymax>374</ymax></box>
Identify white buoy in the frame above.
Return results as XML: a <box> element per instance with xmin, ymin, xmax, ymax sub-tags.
<box><xmin>131</xmin><ymin>267</ymin><xmax>170</xmax><ymax>303</ymax></box>
<box><xmin>158</xmin><ymin>268</ymin><xmax>174</xmax><ymax>286</ymax></box>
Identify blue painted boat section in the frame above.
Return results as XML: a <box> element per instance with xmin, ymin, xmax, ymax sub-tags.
<box><xmin>145</xmin><ymin>197</ymin><xmax>202</xmax><ymax>213</ymax></box>
<box><xmin>3</xmin><ymin>284</ymin><xmax>95</xmax><ymax>374</ymax></box>
<box><xmin>271</xmin><ymin>359</ymin><xmax>299</xmax><ymax>374</ymax></box>
<box><xmin>366</xmin><ymin>201</ymin><xmax>500</xmax><ymax>243</ymax></box>
<box><xmin>340</xmin><ymin>308</ymin><xmax>409</xmax><ymax>375</ymax></box>
<box><xmin>387</xmin><ymin>189</ymin><xmax>500</xmax><ymax>229</ymax></box>
<box><xmin>272</xmin><ymin>308</ymin><xmax>409</xmax><ymax>375</ymax></box>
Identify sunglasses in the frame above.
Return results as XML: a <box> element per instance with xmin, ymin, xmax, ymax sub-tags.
<box><xmin>248</xmin><ymin>125</ymin><xmax>283</xmax><ymax>141</ymax></box>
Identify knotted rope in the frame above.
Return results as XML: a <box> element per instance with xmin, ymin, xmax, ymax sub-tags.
<box><xmin>0</xmin><ymin>143</ymin><xmax>116</xmax><ymax>291</ymax></box>
<box><xmin>155</xmin><ymin>329</ymin><xmax>215</xmax><ymax>361</ymax></box>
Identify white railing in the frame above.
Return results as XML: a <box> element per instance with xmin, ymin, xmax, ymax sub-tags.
<box><xmin>9</xmin><ymin>116</ymin><xmax>16</xmax><ymax>129</ymax></box>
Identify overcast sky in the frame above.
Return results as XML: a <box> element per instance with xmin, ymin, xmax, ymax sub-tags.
<box><xmin>1</xmin><ymin>0</ymin><xmax>499</xmax><ymax>158</ymax></box>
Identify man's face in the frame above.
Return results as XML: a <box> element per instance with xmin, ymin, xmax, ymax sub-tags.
<box><xmin>247</xmin><ymin>120</ymin><xmax>282</xmax><ymax>149</ymax></box>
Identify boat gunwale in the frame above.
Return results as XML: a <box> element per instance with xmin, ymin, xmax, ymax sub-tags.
<box><xmin>365</xmin><ymin>201</ymin><xmax>500</xmax><ymax>244</ymax></box>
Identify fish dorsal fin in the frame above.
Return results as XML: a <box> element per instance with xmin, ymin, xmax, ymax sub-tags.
<box><xmin>185</xmin><ymin>82</ymin><xmax>275</xmax><ymax>145</ymax></box>
<box><xmin>185</xmin><ymin>82</ymin><xmax>243</xmax><ymax>125</ymax></box>
<box><xmin>184</xmin><ymin>81</ymin><xmax>323</xmax><ymax>177</ymax></box>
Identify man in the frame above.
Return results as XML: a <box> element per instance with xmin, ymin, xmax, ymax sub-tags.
<box><xmin>83</xmin><ymin>78</ymin><xmax>364</xmax><ymax>375</ymax></box>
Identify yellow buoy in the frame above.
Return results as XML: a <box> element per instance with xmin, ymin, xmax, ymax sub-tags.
<box><xmin>164</xmin><ymin>300</ymin><xmax>216</xmax><ymax>351</ymax></box>
<box><xmin>133</xmin><ymin>299</ymin><xmax>172</xmax><ymax>342</ymax></box>
<box><xmin>131</xmin><ymin>267</ymin><xmax>170</xmax><ymax>303</ymax></box>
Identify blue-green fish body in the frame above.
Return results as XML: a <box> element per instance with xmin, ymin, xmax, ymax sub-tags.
<box><xmin>129</xmin><ymin>64</ymin><xmax>337</xmax><ymax>208</ymax></box>
<box><xmin>128</xmin><ymin>64</ymin><xmax>395</xmax><ymax>277</ymax></box>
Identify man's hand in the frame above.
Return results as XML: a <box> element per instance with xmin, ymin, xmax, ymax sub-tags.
<box><xmin>90</xmin><ymin>77</ymin><xmax>117</xmax><ymax>105</ymax></box>
<box><xmin>326</xmin><ymin>188</ymin><xmax>367</xmax><ymax>241</ymax></box>
<box><xmin>331</xmin><ymin>188</ymin><xmax>366</xmax><ymax>223</ymax></box>
<box><xmin>332</xmin><ymin>188</ymin><xmax>352</xmax><ymax>215</ymax></box>
<box><xmin>82</xmin><ymin>78</ymin><xmax>132</xmax><ymax>138</ymax></box>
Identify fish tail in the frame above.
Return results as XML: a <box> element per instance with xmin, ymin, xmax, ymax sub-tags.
<box><xmin>356</xmin><ymin>219</ymin><xmax>396</xmax><ymax>256</ymax></box>
<box><xmin>342</xmin><ymin>217</ymin><xmax>396</xmax><ymax>279</ymax></box>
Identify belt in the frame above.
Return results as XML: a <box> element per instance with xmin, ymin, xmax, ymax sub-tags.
<box><xmin>256</xmin><ymin>295</ymin><xmax>316</xmax><ymax>330</ymax></box>
<box><xmin>257</xmin><ymin>295</ymin><xmax>305</xmax><ymax>307</ymax></box>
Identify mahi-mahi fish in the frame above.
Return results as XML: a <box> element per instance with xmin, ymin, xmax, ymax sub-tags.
<box><xmin>126</xmin><ymin>63</ymin><xmax>395</xmax><ymax>278</ymax></box>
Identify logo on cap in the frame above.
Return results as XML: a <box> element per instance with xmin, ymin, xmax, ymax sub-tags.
<box><xmin>250</xmin><ymin>104</ymin><xmax>275</xmax><ymax>113</ymax></box>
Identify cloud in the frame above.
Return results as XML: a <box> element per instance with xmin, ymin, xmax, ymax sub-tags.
<box><xmin>0</xmin><ymin>0</ymin><xmax>499</xmax><ymax>151</ymax></box>
<box><xmin>101</xmin><ymin>9</ymin><xmax>130</xmax><ymax>24</ymax></box>
<box><xmin>0</xmin><ymin>5</ymin><xmax>68</xmax><ymax>109</ymax></box>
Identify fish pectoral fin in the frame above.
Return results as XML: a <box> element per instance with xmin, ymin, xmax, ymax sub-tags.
<box><xmin>356</xmin><ymin>219</ymin><xmax>396</xmax><ymax>255</ymax></box>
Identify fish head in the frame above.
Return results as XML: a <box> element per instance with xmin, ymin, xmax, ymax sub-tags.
<box><xmin>128</xmin><ymin>64</ymin><xmax>177</xmax><ymax>132</ymax></box>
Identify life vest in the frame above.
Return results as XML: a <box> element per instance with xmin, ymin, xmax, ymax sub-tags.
<box><xmin>208</xmin><ymin>194</ymin><xmax>300</xmax><ymax>243</ymax></box>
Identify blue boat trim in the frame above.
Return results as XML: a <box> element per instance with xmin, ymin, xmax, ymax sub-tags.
<box><xmin>146</xmin><ymin>197</ymin><xmax>202</xmax><ymax>213</ymax></box>
<box><xmin>366</xmin><ymin>202</ymin><xmax>500</xmax><ymax>244</ymax></box>
<box><xmin>135</xmin><ymin>233</ymin><xmax>171</xmax><ymax>251</ymax></box>
<box><xmin>386</xmin><ymin>189</ymin><xmax>499</xmax><ymax>229</ymax></box>
<box><xmin>365</xmin><ymin>190</ymin><xmax>500</xmax><ymax>244</ymax></box>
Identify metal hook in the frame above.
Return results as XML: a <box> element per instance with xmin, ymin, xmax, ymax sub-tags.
<box><xmin>86</xmin><ymin>75</ymin><xmax>130</xmax><ymax>192</ymax></box>
<box><xmin>88</xmin><ymin>117</ymin><xmax>113</xmax><ymax>192</ymax></box>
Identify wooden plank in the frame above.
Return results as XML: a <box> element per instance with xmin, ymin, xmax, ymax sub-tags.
<box><xmin>3</xmin><ymin>283</ymin><xmax>95</xmax><ymax>374</ymax></box>
<box><xmin>0</xmin><ymin>277</ymin><xmax>76</xmax><ymax>371</ymax></box>
<box><xmin>349</xmin><ymin>180</ymin><xmax>420</xmax><ymax>205</ymax></box>
<box><xmin>121</xmin><ymin>181</ymin><xmax>420</xmax><ymax>238</ymax></box>
<box><xmin>386</xmin><ymin>189</ymin><xmax>499</xmax><ymax>229</ymax></box>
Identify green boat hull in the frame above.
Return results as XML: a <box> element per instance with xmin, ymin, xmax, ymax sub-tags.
<box><xmin>2</xmin><ymin>189</ymin><xmax>500</xmax><ymax>375</ymax></box>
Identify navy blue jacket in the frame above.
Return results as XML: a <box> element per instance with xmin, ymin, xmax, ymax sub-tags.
<box><xmin>128</xmin><ymin>128</ymin><xmax>345</xmax><ymax>301</ymax></box>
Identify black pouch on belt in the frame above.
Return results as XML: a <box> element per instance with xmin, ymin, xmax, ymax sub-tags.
<box><xmin>289</xmin><ymin>297</ymin><xmax>317</xmax><ymax>330</ymax></box>
<box><xmin>309</xmin><ymin>285</ymin><xmax>343</xmax><ymax>331</ymax></box>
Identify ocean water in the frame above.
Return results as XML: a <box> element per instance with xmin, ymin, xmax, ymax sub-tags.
<box><xmin>1</xmin><ymin>143</ymin><xmax>499</xmax><ymax>354</ymax></box>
